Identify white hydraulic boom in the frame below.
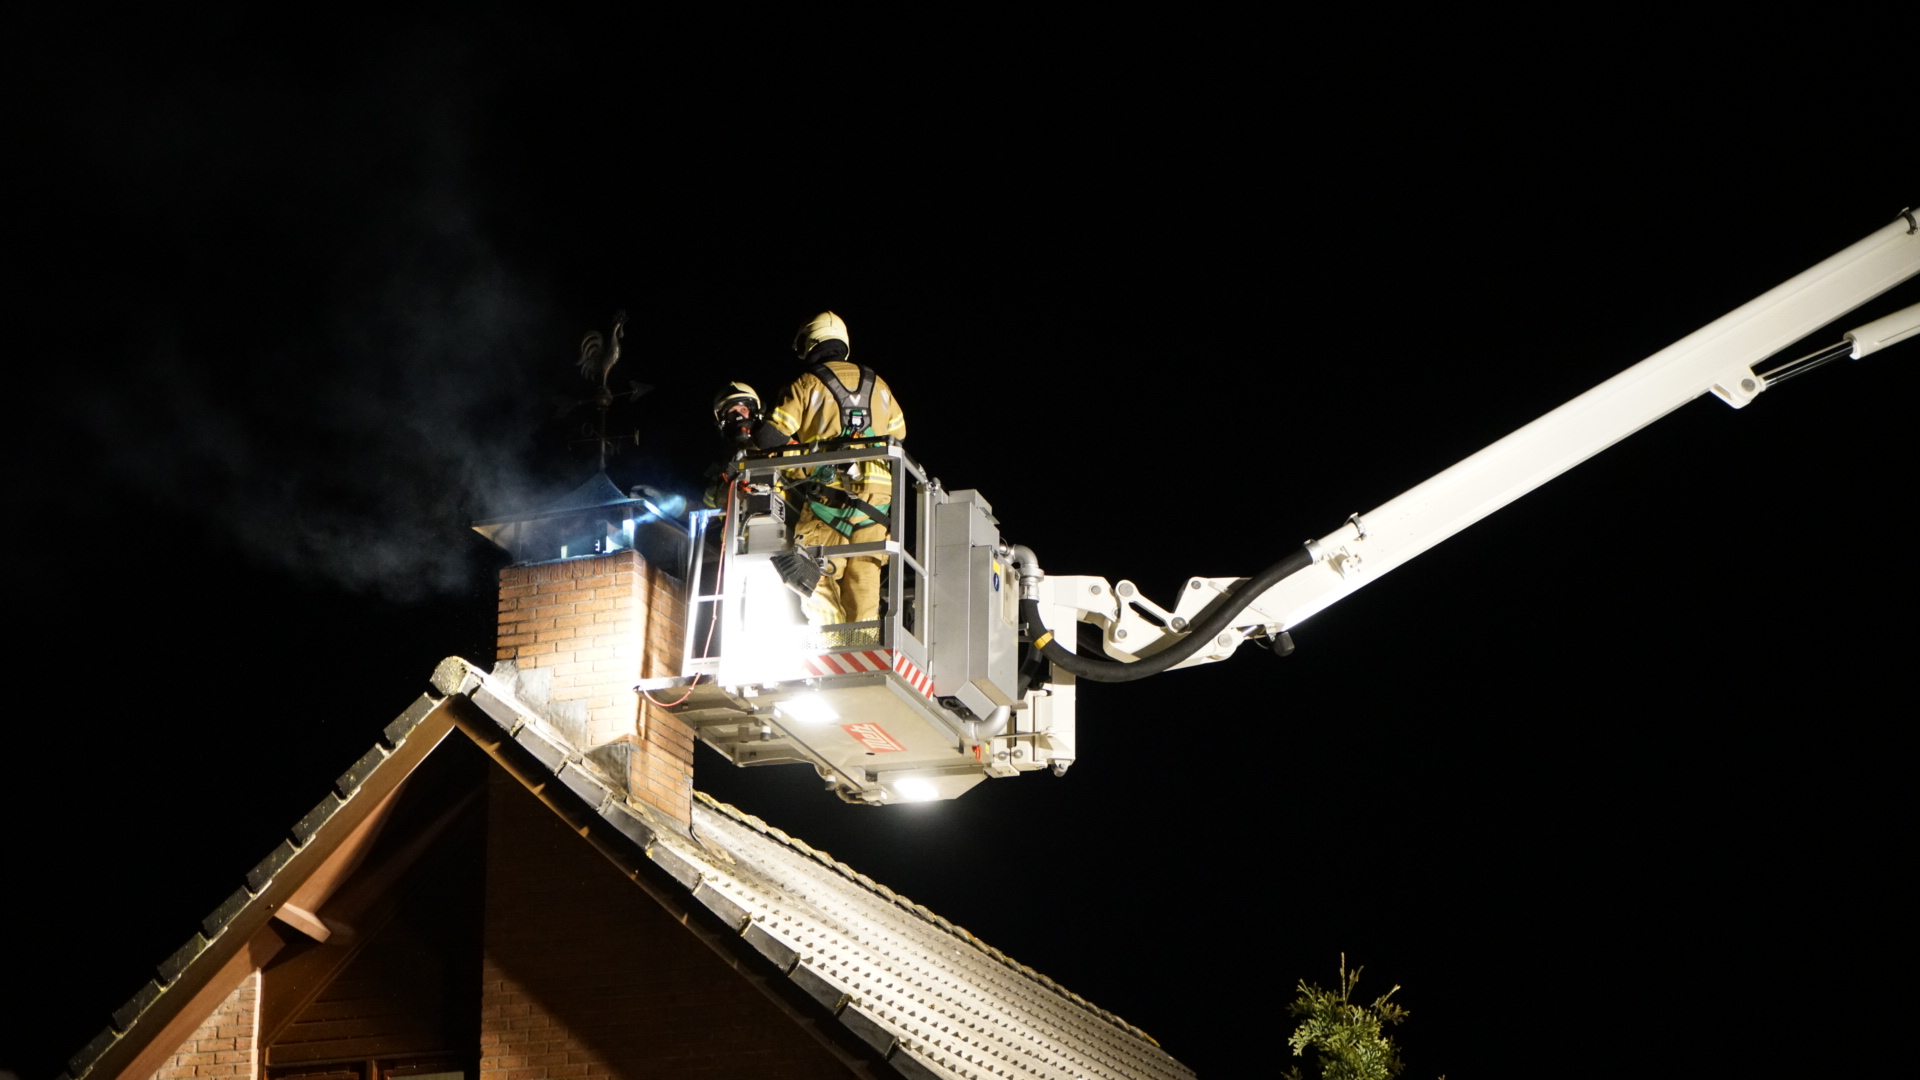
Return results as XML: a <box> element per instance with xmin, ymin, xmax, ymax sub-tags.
<box><xmin>1029</xmin><ymin>210</ymin><xmax>1920</xmax><ymax>677</ymax></box>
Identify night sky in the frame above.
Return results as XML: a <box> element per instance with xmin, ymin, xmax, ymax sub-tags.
<box><xmin>5</xmin><ymin>12</ymin><xmax>1915</xmax><ymax>1079</ymax></box>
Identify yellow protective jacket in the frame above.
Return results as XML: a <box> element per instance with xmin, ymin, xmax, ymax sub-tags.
<box><xmin>765</xmin><ymin>361</ymin><xmax>906</xmax><ymax>505</ymax></box>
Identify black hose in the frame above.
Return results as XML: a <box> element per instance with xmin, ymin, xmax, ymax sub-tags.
<box><xmin>1021</xmin><ymin>546</ymin><xmax>1315</xmax><ymax>683</ymax></box>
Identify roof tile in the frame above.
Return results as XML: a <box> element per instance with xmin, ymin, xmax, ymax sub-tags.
<box><xmin>154</xmin><ymin>932</ymin><xmax>208</xmax><ymax>987</ymax></box>
<box><xmin>470</xmin><ymin>684</ymin><xmax>526</xmax><ymax>733</ymax></box>
<box><xmin>109</xmin><ymin>980</ymin><xmax>162</xmax><ymax>1034</ymax></box>
<box><xmin>290</xmin><ymin>792</ymin><xmax>344</xmax><ymax>847</ymax></box>
<box><xmin>201</xmin><ymin>886</ymin><xmax>251</xmax><ymax>939</ymax></box>
<box><xmin>691</xmin><ymin>880</ymin><xmax>750</xmax><ymax>932</ymax></box>
<box><xmin>789</xmin><ymin>962</ymin><xmax>850</xmax><ymax>1012</ymax></box>
<box><xmin>839</xmin><ymin>1005</ymin><xmax>898</xmax><ymax>1055</ymax></box>
<box><xmin>646</xmin><ymin>840</ymin><xmax>703</xmax><ymax>890</ymax></box>
<box><xmin>598</xmin><ymin>800</ymin><xmax>659</xmax><ymax>850</ymax></box>
<box><xmin>66</xmin><ymin>1026</ymin><xmax>118</xmax><ymax>1080</ymax></box>
<box><xmin>742</xmin><ymin>920</ymin><xmax>799</xmax><ymax>970</ymax></box>
<box><xmin>244</xmin><ymin>839</ymin><xmax>297</xmax><ymax>894</ymax></box>
<box><xmin>557</xmin><ymin>761</ymin><xmax>609</xmax><ymax>810</ymax></box>
<box><xmin>382</xmin><ymin>693</ymin><xmax>440</xmax><ymax>747</ymax></box>
<box><xmin>511</xmin><ymin>724</ymin><xmax>566</xmax><ymax>773</ymax></box>
<box><xmin>333</xmin><ymin>744</ymin><xmax>388</xmax><ymax>798</ymax></box>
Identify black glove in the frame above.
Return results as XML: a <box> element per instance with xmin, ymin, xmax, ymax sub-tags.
<box><xmin>752</xmin><ymin>421</ymin><xmax>795</xmax><ymax>450</ymax></box>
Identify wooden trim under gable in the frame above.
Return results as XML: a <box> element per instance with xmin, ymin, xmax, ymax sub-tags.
<box><xmin>258</xmin><ymin>781</ymin><xmax>486</xmax><ymax>1054</ymax></box>
<box><xmin>109</xmin><ymin>924</ymin><xmax>290</xmax><ymax>1080</ymax></box>
<box><xmin>91</xmin><ymin>698</ymin><xmax>461</xmax><ymax>1080</ymax></box>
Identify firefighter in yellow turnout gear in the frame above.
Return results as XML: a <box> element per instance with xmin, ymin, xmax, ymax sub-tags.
<box><xmin>764</xmin><ymin>312</ymin><xmax>906</xmax><ymax>634</ymax></box>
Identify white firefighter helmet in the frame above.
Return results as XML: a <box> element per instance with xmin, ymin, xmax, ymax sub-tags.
<box><xmin>792</xmin><ymin>311</ymin><xmax>850</xmax><ymax>362</ymax></box>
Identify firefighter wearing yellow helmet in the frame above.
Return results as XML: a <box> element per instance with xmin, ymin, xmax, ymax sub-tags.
<box><xmin>763</xmin><ymin>311</ymin><xmax>906</xmax><ymax>634</ymax></box>
<box><xmin>711</xmin><ymin>381</ymin><xmax>763</xmax><ymax>447</ymax></box>
<box><xmin>702</xmin><ymin>381</ymin><xmax>766</xmax><ymax>511</ymax></box>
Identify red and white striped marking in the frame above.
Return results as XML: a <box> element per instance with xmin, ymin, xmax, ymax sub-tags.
<box><xmin>891</xmin><ymin>650</ymin><xmax>935</xmax><ymax>699</ymax></box>
<box><xmin>797</xmin><ymin>648</ymin><xmax>936</xmax><ymax>701</ymax></box>
<box><xmin>802</xmin><ymin>649</ymin><xmax>893</xmax><ymax>677</ymax></box>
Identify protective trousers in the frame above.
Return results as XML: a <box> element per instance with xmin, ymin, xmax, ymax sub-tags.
<box><xmin>792</xmin><ymin>509</ymin><xmax>888</xmax><ymax>631</ymax></box>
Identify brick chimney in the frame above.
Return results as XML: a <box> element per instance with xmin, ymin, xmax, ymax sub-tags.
<box><xmin>494</xmin><ymin>547</ymin><xmax>694</xmax><ymax>827</ymax></box>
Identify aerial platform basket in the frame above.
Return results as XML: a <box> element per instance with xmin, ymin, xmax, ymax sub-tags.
<box><xmin>637</xmin><ymin>439</ymin><xmax>1078</xmax><ymax>805</ymax></box>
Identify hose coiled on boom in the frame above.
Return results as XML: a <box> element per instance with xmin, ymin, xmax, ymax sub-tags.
<box><xmin>1018</xmin><ymin>546</ymin><xmax>1314</xmax><ymax>683</ymax></box>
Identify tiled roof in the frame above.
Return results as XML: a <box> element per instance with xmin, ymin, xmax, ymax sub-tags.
<box><xmin>62</xmin><ymin>658</ymin><xmax>1193</xmax><ymax>1080</ymax></box>
<box><xmin>687</xmin><ymin>795</ymin><xmax>1192</xmax><ymax>1080</ymax></box>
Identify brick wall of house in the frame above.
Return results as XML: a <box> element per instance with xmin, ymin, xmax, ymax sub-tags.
<box><xmin>148</xmin><ymin>972</ymin><xmax>258</xmax><ymax>1080</ymax></box>
<box><xmin>495</xmin><ymin>549</ymin><xmax>695</xmax><ymax>827</ymax></box>
<box><xmin>477</xmin><ymin>772</ymin><xmax>851</xmax><ymax>1079</ymax></box>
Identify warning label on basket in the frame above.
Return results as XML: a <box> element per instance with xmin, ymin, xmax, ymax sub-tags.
<box><xmin>842</xmin><ymin>722</ymin><xmax>908</xmax><ymax>753</ymax></box>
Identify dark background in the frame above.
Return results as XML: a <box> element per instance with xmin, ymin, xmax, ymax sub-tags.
<box><xmin>4</xmin><ymin>10</ymin><xmax>1914</xmax><ymax>1078</ymax></box>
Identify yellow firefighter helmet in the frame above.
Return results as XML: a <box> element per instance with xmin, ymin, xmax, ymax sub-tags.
<box><xmin>792</xmin><ymin>311</ymin><xmax>851</xmax><ymax>363</ymax></box>
<box><xmin>712</xmin><ymin>381</ymin><xmax>761</xmax><ymax>424</ymax></box>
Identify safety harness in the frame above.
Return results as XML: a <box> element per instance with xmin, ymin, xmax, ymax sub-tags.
<box><xmin>809</xmin><ymin>362</ymin><xmax>876</xmax><ymax>438</ymax></box>
<box><xmin>797</xmin><ymin>362</ymin><xmax>891</xmax><ymax>535</ymax></box>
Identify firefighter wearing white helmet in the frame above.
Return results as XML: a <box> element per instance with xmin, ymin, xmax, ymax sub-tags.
<box><xmin>763</xmin><ymin>311</ymin><xmax>906</xmax><ymax>635</ymax></box>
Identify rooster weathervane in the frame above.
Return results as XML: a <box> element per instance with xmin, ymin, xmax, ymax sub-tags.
<box><xmin>571</xmin><ymin>309</ymin><xmax>650</xmax><ymax>469</ymax></box>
